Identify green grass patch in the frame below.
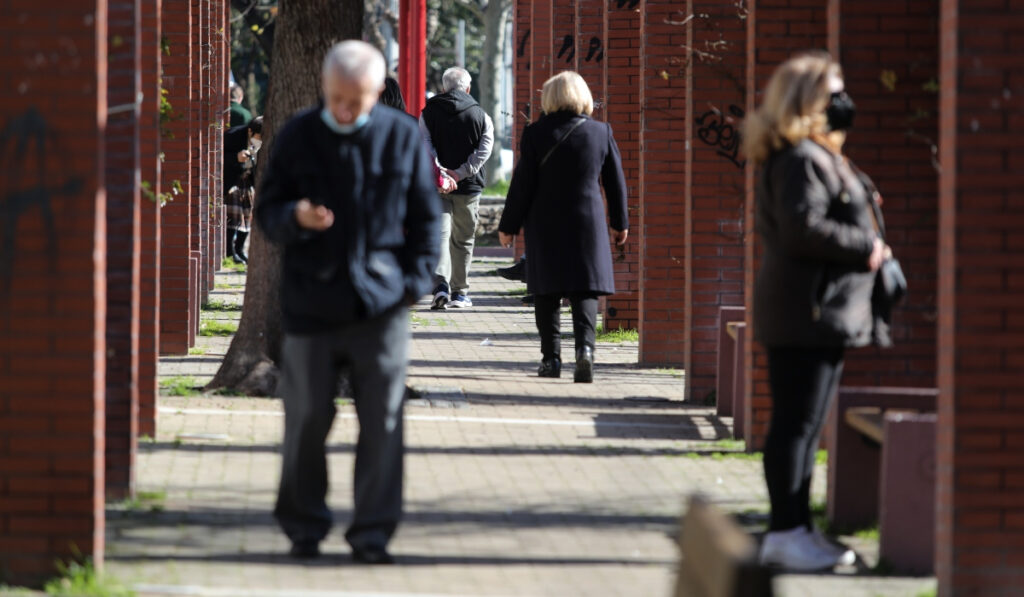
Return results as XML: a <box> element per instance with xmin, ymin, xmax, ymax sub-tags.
<box><xmin>0</xmin><ymin>585</ymin><xmax>36</xmax><ymax>595</ymax></box>
<box><xmin>202</xmin><ymin>299</ymin><xmax>243</xmax><ymax>312</ymax></box>
<box><xmin>500</xmin><ymin>286</ymin><xmax>528</xmax><ymax>297</ymax></box>
<box><xmin>214</xmin><ymin>281</ymin><xmax>244</xmax><ymax>290</ymax></box>
<box><xmin>335</xmin><ymin>398</ymin><xmax>353</xmax><ymax>406</ymax></box>
<box><xmin>187</xmin><ymin>346</ymin><xmax>206</xmax><ymax>356</ymax></box>
<box><xmin>816</xmin><ymin>449</ymin><xmax>828</xmax><ymax>465</ymax></box>
<box><xmin>656</xmin><ymin>367</ymin><xmax>684</xmax><ymax>379</ymax></box>
<box><xmin>44</xmin><ymin>556</ymin><xmax>134</xmax><ymax>596</ymax></box>
<box><xmin>595</xmin><ymin>324</ymin><xmax>639</xmax><ymax>343</ymax></box>
<box><xmin>159</xmin><ymin>376</ymin><xmax>201</xmax><ymax>397</ymax></box>
<box><xmin>116</xmin><ymin>490</ymin><xmax>166</xmax><ymax>513</ymax></box>
<box><xmin>410</xmin><ymin>314</ymin><xmax>430</xmax><ymax>327</ymax></box>
<box><xmin>199</xmin><ymin>319</ymin><xmax>238</xmax><ymax>336</ymax></box>
<box><xmin>221</xmin><ymin>257</ymin><xmax>246</xmax><ymax>272</ymax></box>
<box><xmin>915</xmin><ymin>590</ymin><xmax>937</xmax><ymax>597</ymax></box>
<box><xmin>482</xmin><ymin>179</ymin><xmax>510</xmax><ymax>197</ymax></box>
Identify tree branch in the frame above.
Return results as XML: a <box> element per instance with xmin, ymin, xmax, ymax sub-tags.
<box><xmin>451</xmin><ymin>0</ymin><xmax>484</xmax><ymax>22</ymax></box>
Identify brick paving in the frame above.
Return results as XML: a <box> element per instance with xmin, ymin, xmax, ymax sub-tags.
<box><xmin>105</xmin><ymin>259</ymin><xmax>937</xmax><ymax>597</ymax></box>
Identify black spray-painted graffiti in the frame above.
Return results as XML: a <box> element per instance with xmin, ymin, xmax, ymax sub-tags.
<box><xmin>0</xmin><ymin>108</ymin><xmax>82</xmax><ymax>295</ymax></box>
<box><xmin>695</xmin><ymin>104</ymin><xmax>746</xmax><ymax>169</ymax></box>
<box><xmin>518</xmin><ymin>29</ymin><xmax>531</xmax><ymax>70</ymax></box>
<box><xmin>556</xmin><ymin>35</ymin><xmax>605</xmax><ymax>64</ymax></box>
<box><xmin>616</xmin><ymin>0</ymin><xmax>641</xmax><ymax>9</ymax></box>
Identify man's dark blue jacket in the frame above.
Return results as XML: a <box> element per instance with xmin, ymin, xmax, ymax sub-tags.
<box><xmin>256</xmin><ymin>103</ymin><xmax>441</xmax><ymax>332</ymax></box>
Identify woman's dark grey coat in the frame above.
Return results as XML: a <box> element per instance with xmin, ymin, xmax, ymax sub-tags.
<box><xmin>499</xmin><ymin>111</ymin><xmax>628</xmax><ymax>296</ymax></box>
<box><xmin>754</xmin><ymin>138</ymin><xmax>888</xmax><ymax>348</ymax></box>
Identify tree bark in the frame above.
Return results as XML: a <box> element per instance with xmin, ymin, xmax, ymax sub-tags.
<box><xmin>477</xmin><ymin>0</ymin><xmax>511</xmax><ymax>186</ymax></box>
<box><xmin>207</xmin><ymin>0</ymin><xmax>364</xmax><ymax>394</ymax></box>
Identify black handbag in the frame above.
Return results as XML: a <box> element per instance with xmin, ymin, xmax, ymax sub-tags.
<box><xmin>859</xmin><ymin>172</ymin><xmax>907</xmax><ymax>307</ymax></box>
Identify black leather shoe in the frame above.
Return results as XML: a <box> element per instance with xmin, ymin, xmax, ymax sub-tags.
<box><xmin>498</xmin><ymin>258</ymin><xmax>527</xmax><ymax>282</ymax></box>
<box><xmin>352</xmin><ymin>546</ymin><xmax>395</xmax><ymax>565</ymax></box>
<box><xmin>538</xmin><ymin>357</ymin><xmax>561</xmax><ymax>378</ymax></box>
<box><xmin>289</xmin><ymin>541</ymin><xmax>321</xmax><ymax>559</ymax></box>
<box><xmin>574</xmin><ymin>346</ymin><xmax>594</xmax><ymax>383</ymax></box>
<box><xmin>521</xmin><ymin>294</ymin><xmax>535</xmax><ymax>306</ymax></box>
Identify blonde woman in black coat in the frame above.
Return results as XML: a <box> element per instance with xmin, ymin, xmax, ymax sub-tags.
<box><xmin>743</xmin><ymin>52</ymin><xmax>891</xmax><ymax>571</ymax></box>
<box><xmin>499</xmin><ymin>71</ymin><xmax>628</xmax><ymax>383</ymax></box>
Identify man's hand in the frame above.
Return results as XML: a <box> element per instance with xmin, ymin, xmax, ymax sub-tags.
<box><xmin>237</xmin><ymin>149</ymin><xmax>251</xmax><ymax>163</ymax></box>
<box><xmin>610</xmin><ymin>228</ymin><xmax>628</xmax><ymax>246</ymax></box>
<box><xmin>867</xmin><ymin>237</ymin><xmax>885</xmax><ymax>272</ymax></box>
<box><xmin>443</xmin><ymin>168</ymin><xmax>460</xmax><ymax>182</ymax></box>
<box><xmin>294</xmin><ymin>198</ymin><xmax>335</xmax><ymax>231</ymax></box>
<box><xmin>499</xmin><ymin>231</ymin><xmax>515</xmax><ymax>248</ymax></box>
<box><xmin>440</xmin><ymin>175</ymin><xmax>457</xmax><ymax>194</ymax></box>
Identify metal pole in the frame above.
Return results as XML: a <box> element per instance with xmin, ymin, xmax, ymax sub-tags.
<box><xmin>457</xmin><ymin>19</ymin><xmax>466</xmax><ymax>68</ymax></box>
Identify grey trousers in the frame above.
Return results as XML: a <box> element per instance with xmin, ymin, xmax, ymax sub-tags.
<box><xmin>274</xmin><ymin>306</ymin><xmax>409</xmax><ymax>551</ymax></box>
<box><xmin>434</xmin><ymin>192</ymin><xmax>480</xmax><ymax>295</ymax></box>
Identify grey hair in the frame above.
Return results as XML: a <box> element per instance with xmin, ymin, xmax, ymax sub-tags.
<box><xmin>322</xmin><ymin>40</ymin><xmax>386</xmax><ymax>89</ymax></box>
<box><xmin>442</xmin><ymin>67</ymin><xmax>472</xmax><ymax>93</ymax></box>
<box><xmin>229</xmin><ymin>83</ymin><xmax>243</xmax><ymax>101</ymax></box>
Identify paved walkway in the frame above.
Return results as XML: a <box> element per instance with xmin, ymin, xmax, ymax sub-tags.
<box><xmin>106</xmin><ymin>259</ymin><xmax>937</xmax><ymax>597</ymax></box>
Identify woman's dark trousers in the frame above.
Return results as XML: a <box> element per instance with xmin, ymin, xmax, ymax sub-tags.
<box><xmin>763</xmin><ymin>345</ymin><xmax>845</xmax><ymax>532</ymax></box>
<box><xmin>534</xmin><ymin>293</ymin><xmax>598</xmax><ymax>359</ymax></box>
<box><xmin>274</xmin><ymin>306</ymin><xmax>408</xmax><ymax>553</ymax></box>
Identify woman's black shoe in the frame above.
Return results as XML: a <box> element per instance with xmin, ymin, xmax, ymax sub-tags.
<box><xmin>289</xmin><ymin>540</ymin><xmax>321</xmax><ymax>559</ymax></box>
<box><xmin>538</xmin><ymin>357</ymin><xmax>561</xmax><ymax>378</ymax></box>
<box><xmin>574</xmin><ymin>346</ymin><xmax>594</xmax><ymax>383</ymax></box>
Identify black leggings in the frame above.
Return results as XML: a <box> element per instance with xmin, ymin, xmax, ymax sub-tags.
<box><xmin>533</xmin><ymin>293</ymin><xmax>598</xmax><ymax>360</ymax></box>
<box><xmin>763</xmin><ymin>345</ymin><xmax>844</xmax><ymax>531</ymax></box>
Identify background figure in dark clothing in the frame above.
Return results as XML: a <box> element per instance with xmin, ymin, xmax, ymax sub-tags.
<box><xmin>742</xmin><ymin>53</ymin><xmax>890</xmax><ymax>571</ymax></box>
<box><xmin>380</xmin><ymin>76</ymin><xmax>407</xmax><ymax>113</ymax></box>
<box><xmin>499</xmin><ymin>71</ymin><xmax>628</xmax><ymax>383</ymax></box>
<box><xmin>419</xmin><ymin>67</ymin><xmax>494</xmax><ymax>310</ymax></box>
<box><xmin>229</xmin><ymin>82</ymin><xmax>253</xmax><ymax>127</ymax></box>
<box><xmin>255</xmin><ymin>40</ymin><xmax>440</xmax><ymax>563</ymax></box>
<box><xmin>223</xmin><ymin>115</ymin><xmax>263</xmax><ymax>263</ymax></box>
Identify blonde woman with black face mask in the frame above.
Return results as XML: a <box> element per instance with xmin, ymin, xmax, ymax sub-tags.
<box><xmin>743</xmin><ymin>52</ymin><xmax>892</xmax><ymax>571</ymax></box>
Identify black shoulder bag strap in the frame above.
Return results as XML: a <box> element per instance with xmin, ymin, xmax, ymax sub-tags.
<box><xmin>539</xmin><ymin>117</ymin><xmax>585</xmax><ymax>168</ymax></box>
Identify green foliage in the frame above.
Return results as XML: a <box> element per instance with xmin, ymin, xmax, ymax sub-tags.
<box><xmin>221</xmin><ymin>257</ymin><xmax>247</xmax><ymax>272</ymax></box>
<box><xmin>595</xmin><ymin>324</ymin><xmax>639</xmax><ymax>343</ymax></box>
<box><xmin>483</xmin><ymin>179</ymin><xmax>510</xmax><ymax>197</ymax></box>
<box><xmin>140</xmin><ymin>180</ymin><xmax>177</xmax><ymax>208</ymax></box>
<box><xmin>44</xmin><ymin>557</ymin><xmax>133</xmax><ymax>597</ymax></box>
<box><xmin>202</xmin><ymin>298</ymin><xmax>243</xmax><ymax>312</ymax></box>
<box><xmin>187</xmin><ymin>346</ymin><xmax>207</xmax><ymax>356</ymax></box>
<box><xmin>410</xmin><ymin>314</ymin><xmax>430</xmax><ymax>327</ymax></box>
<box><xmin>116</xmin><ymin>490</ymin><xmax>166</xmax><ymax>513</ymax></box>
<box><xmin>160</xmin><ymin>376</ymin><xmax>201</xmax><ymax>397</ymax></box>
<box><xmin>500</xmin><ymin>286</ymin><xmax>528</xmax><ymax>297</ymax></box>
<box><xmin>199</xmin><ymin>320</ymin><xmax>238</xmax><ymax>337</ymax></box>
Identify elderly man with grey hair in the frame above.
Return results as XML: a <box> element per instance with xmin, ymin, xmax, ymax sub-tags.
<box><xmin>255</xmin><ymin>40</ymin><xmax>440</xmax><ymax>563</ymax></box>
<box><xmin>419</xmin><ymin>66</ymin><xmax>494</xmax><ymax>310</ymax></box>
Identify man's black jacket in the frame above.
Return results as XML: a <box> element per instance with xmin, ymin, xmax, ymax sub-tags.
<box><xmin>256</xmin><ymin>104</ymin><xmax>441</xmax><ymax>332</ymax></box>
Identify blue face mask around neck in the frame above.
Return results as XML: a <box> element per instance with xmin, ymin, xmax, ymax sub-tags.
<box><xmin>321</xmin><ymin>107</ymin><xmax>370</xmax><ymax>135</ymax></box>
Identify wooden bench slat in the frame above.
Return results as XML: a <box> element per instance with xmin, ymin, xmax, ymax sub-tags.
<box><xmin>845</xmin><ymin>407</ymin><xmax>885</xmax><ymax>444</ymax></box>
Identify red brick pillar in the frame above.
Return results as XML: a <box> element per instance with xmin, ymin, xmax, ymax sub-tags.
<box><xmin>160</xmin><ymin>0</ymin><xmax>195</xmax><ymax>354</ymax></box>
<box><xmin>513</xmin><ymin>0</ymin><xmax>533</xmax><ymax>143</ymax></box>
<box><xmin>0</xmin><ymin>3</ymin><xmax>108</xmax><ymax>583</ymax></box>
<box><xmin>833</xmin><ymin>1</ymin><xmax>939</xmax><ymax>389</ymax></box>
<box><xmin>192</xmin><ymin>0</ymin><xmax>210</xmax><ymax>309</ymax></box>
<box><xmin>743</xmin><ymin>0</ymin><xmax>828</xmax><ymax>450</ymax></box>
<box><xmin>105</xmin><ymin>0</ymin><xmax>142</xmax><ymax>500</ymax></box>
<box><xmin>683</xmin><ymin>3</ymin><xmax>749</xmax><ymax>401</ymax></box>
<box><xmin>637</xmin><ymin>0</ymin><xmax>686</xmax><ymax>369</ymax></box>
<box><xmin>603</xmin><ymin>0</ymin><xmax>643</xmax><ymax>331</ymax></box>
<box><xmin>576</xmin><ymin>0</ymin><xmax>607</xmax><ymax>122</ymax></box>
<box><xmin>139</xmin><ymin>0</ymin><xmax>162</xmax><ymax>436</ymax></box>
<box><xmin>210</xmin><ymin>0</ymin><xmax>226</xmax><ymax>276</ymax></box>
<box><xmin>936</xmin><ymin>4</ymin><xmax>1024</xmax><ymax>594</ymax></box>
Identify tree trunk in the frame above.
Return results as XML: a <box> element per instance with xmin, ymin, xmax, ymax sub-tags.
<box><xmin>479</xmin><ymin>0</ymin><xmax>511</xmax><ymax>187</ymax></box>
<box><xmin>207</xmin><ymin>0</ymin><xmax>364</xmax><ymax>394</ymax></box>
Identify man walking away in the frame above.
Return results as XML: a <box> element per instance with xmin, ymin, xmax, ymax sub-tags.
<box><xmin>256</xmin><ymin>40</ymin><xmax>440</xmax><ymax>563</ymax></box>
<box><xmin>420</xmin><ymin>66</ymin><xmax>494</xmax><ymax>310</ymax></box>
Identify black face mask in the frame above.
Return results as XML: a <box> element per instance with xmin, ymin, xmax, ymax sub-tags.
<box><xmin>825</xmin><ymin>90</ymin><xmax>856</xmax><ymax>131</ymax></box>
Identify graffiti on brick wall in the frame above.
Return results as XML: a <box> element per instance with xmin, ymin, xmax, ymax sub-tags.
<box><xmin>695</xmin><ymin>104</ymin><xmax>745</xmax><ymax>169</ymax></box>
<box><xmin>615</xmin><ymin>0</ymin><xmax>640</xmax><ymax>8</ymax></box>
<box><xmin>517</xmin><ymin>29</ymin><xmax>530</xmax><ymax>70</ymax></box>
<box><xmin>555</xmin><ymin>35</ymin><xmax>605</xmax><ymax>64</ymax></box>
<box><xmin>0</xmin><ymin>108</ymin><xmax>82</xmax><ymax>295</ymax></box>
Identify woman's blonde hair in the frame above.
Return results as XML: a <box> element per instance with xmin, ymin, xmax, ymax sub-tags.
<box><xmin>741</xmin><ymin>52</ymin><xmax>841</xmax><ymax>164</ymax></box>
<box><xmin>541</xmin><ymin>71</ymin><xmax>594</xmax><ymax>116</ymax></box>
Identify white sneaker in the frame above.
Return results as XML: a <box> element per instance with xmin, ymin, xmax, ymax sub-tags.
<box><xmin>448</xmin><ymin>294</ymin><xmax>472</xmax><ymax>308</ymax></box>
<box><xmin>810</xmin><ymin>528</ymin><xmax>856</xmax><ymax>566</ymax></box>
<box><xmin>431</xmin><ymin>288</ymin><xmax>449</xmax><ymax>311</ymax></box>
<box><xmin>759</xmin><ymin>526</ymin><xmax>841</xmax><ymax>571</ymax></box>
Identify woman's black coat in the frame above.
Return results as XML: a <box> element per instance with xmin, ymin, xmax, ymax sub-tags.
<box><xmin>754</xmin><ymin>138</ymin><xmax>887</xmax><ymax>348</ymax></box>
<box><xmin>499</xmin><ymin>111</ymin><xmax>628</xmax><ymax>296</ymax></box>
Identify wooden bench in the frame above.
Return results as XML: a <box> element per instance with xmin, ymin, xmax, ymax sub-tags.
<box><xmin>675</xmin><ymin>494</ymin><xmax>774</xmax><ymax>597</ymax></box>
<box><xmin>827</xmin><ymin>389</ymin><xmax>938</xmax><ymax>574</ymax></box>
<box><xmin>716</xmin><ymin>306</ymin><xmax>746</xmax><ymax>419</ymax></box>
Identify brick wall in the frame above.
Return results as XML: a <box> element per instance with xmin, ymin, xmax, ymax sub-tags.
<box><xmin>160</xmin><ymin>0</ymin><xmax>195</xmax><ymax>354</ymax></box>
<box><xmin>0</xmin><ymin>2</ymin><xmax>108</xmax><ymax>583</ymax></box>
<box><xmin>835</xmin><ymin>0</ymin><xmax>939</xmax><ymax>390</ymax></box>
<box><xmin>743</xmin><ymin>0</ymin><xmax>828</xmax><ymax>450</ymax></box>
<box><xmin>937</xmin><ymin>2</ymin><xmax>1024</xmax><ymax>594</ymax></box>
<box><xmin>105</xmin><ymin>0</ymin><xmax>142</xmax><ymax>501</ymax></box>
<box><xmin>191</xmin><ymin>0</ymin><xmax>209</xmax><ymax>314</ymax></box>
<box><xmin>139</xmin><ymin>0</ymin><xmax>163</xmax><ymax>437</ymax></box>
<box><xmin>638</xmin><ymin>0</ymin><xmax>686</xmax><ymax>368</ymax></box>
<box><xmin>686</xmin><ymin>3</ymin><xmax>748</xmax><ymax>400</ymax></box>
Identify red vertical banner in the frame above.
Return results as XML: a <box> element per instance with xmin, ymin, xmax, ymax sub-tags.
<box><xmin>399</xmin><ymin>0</ymin><xmax>427</xmax><ymax>117</ymax></box>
